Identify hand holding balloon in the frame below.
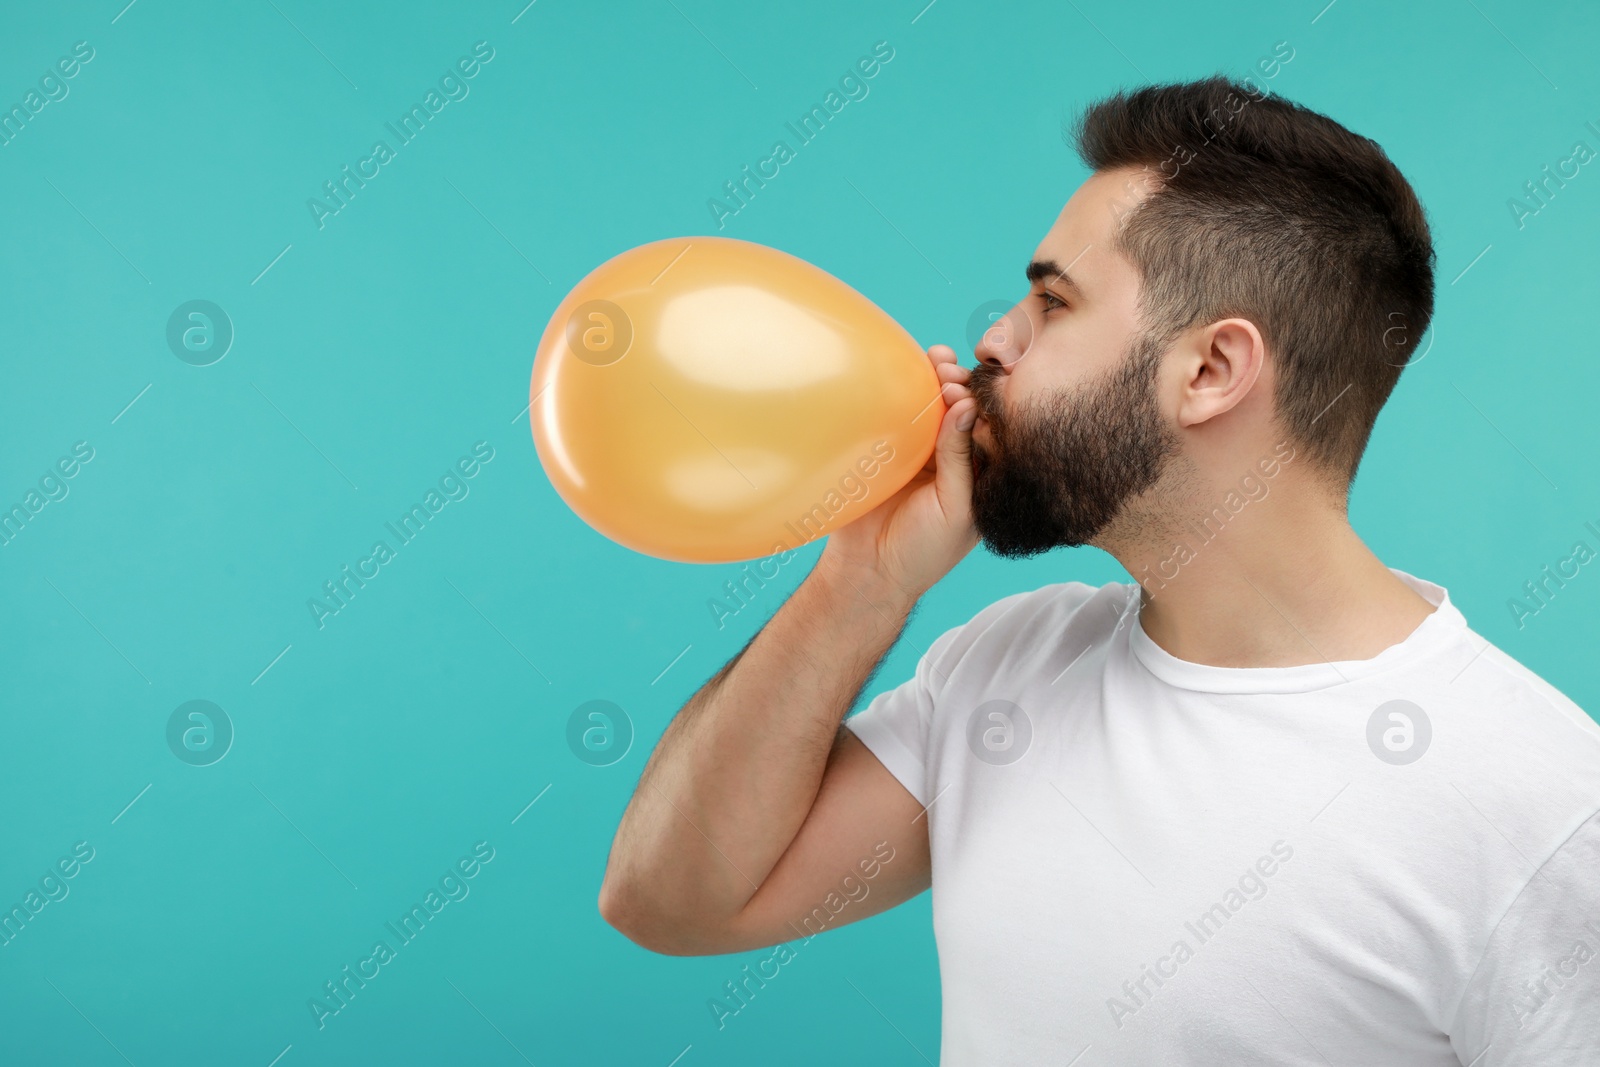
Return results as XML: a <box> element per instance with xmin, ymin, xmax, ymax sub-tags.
<box><xmin>816</xmin><ymin>344</ymin><xmax>981</xmax><ymax>607</ymax></box>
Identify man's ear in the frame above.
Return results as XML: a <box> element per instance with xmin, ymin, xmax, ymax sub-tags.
<box><xmin>1176</xmin><ymin>317</ymin><xmax>1266</xmax><ymax>429</ymax></box>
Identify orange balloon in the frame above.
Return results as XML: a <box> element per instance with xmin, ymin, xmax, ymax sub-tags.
<box><xmin>529</xmin><ymin>236</ymin><xmax>943</xmax><ymax>563</ymax></box>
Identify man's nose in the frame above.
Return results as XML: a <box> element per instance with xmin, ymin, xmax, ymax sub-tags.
<box><xmin>973</xmin><ymin>303</ymin><xmax>1034</xmax><ymax>370</ymax></box>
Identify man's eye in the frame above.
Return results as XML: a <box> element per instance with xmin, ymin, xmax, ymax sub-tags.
<box><xmin>1038</xmin><ymin>290</ymin><xmax>1067</xmax><ymax>311</ymax></box>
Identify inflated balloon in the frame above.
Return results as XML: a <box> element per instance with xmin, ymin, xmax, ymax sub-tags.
<box><xmin>529</xmin><ymin>236</ymin><xmax>943</xmax><ymax>563</ymax></box>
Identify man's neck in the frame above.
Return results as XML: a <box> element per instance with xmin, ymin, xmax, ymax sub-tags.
<box><xmin>1113</xmin><ymin>492</ymin><xmax>1437</xmax><ymax>670</ymax></box>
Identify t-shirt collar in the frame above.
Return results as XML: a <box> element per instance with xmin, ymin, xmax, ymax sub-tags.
<box><xmin>1126</xmin><ymin>568</ymin><xmax>1468</xmax><ymax>694</ymax></box>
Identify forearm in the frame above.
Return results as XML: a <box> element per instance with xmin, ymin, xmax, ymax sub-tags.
<box><xmin>599</xmin><ymin>561</ymin><xmax>915</xmax><ymax>948</ymax></box>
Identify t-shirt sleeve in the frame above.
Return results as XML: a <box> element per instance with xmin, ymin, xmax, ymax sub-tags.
<box><xmin>844</xmin><ymin>589</ymin><xmax>1048</xmax><ymax>808</ymax></box>
<box><xmin>1449</xmin><ymin>806</ymin><xmax>1600</xmax><ymax>1064</ymax></box>
<box><xmin>843</xmin><ymin>620</ymin><xmax>967</xmax><ymax>810</ymax></box>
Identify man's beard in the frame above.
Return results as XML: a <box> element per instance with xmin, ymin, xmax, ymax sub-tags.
<box><xmin>967</xmin><ymin>329</ymin><xmax>1181</xmax><ymax>558</ymax></box>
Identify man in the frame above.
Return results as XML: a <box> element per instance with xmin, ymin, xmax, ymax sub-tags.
<box><xmin>598</xmin><ymin>76</ymin><xmax>1600</xmax><ymax>1064</ymax></box>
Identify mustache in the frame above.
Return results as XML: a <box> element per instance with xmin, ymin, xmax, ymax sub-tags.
<box><xmin>967</xmin><ymin>364</ymin><xmax>1005</xmax><ymax>422</ymax></box>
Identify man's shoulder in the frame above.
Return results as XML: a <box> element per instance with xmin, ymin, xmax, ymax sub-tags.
<box><xmin>921</xmin><ymin>578</ymin><xmax>1132</xmax><ymax>685</ymax></box>
<box><xmin>1443</xmin><ymin>631</ymin><xmax>1600</xmax><ymax>749</ymax></box>
<box><xmin>955</xmin><ymin>577</ymin><xmax>1132</xmax><ymax>642</ymax></box>
<box><xmin>1420</xmin><ymin>632</ymin><xmax>1600</xmax><ymax>866</ymax></box>
<box><xmin>1471</xmin><ymin>637</ymin><xmax>1598</xmax><ymax>733</ymax></box>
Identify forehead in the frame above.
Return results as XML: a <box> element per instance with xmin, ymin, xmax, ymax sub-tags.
<box><xmin>1031</xmin><ymin>165</ymin><xmax>1157</xmax><ymax>289</ymax></box>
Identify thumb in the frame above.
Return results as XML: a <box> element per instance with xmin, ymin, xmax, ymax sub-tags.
<box><xmin>934</xmin><ymin>396</ymin><xmax>977</xmax><ymax>518</ymax></box>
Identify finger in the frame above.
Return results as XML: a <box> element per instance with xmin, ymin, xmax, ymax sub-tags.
<box><xmin>935</xmin><ymin>361</ymin><xmax>971</xmax><ymax>385</ymax></box>
<box><xmin>915</xmin><ymin>380</ymin><xmax>970</xmax><ymax>477</ymax></box>
<box><xmin>933</xmin><ymin>396</ymin><xmax>976</xmax><ymax>520</ymax></box>
<box><xmin>927</xmin><ymin>344</ymin><xmax>958</xmax><ymax>367</ymax></box>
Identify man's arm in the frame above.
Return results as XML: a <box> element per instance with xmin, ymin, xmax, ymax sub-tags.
<box><xmin>597</xmin><ymin>563</ymin><xmax>930</xmax><ymax>955</ymax></box>
<box><xmin>598</xmin><ymin>344</ymin><xmax>981</xmax><ymax>956</ymax></box>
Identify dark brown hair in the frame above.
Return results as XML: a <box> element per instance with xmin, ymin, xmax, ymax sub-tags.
<box><xmin>1068</xmin><ymin>75</ymin><xmax>1435</xmax><ymax>490</ymax></box>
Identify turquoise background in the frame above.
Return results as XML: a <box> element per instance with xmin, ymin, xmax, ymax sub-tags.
<box><xmin>3</xmin><ymin>0</ymin><xmax>1598</xmax><ymax>1063</ymax></box>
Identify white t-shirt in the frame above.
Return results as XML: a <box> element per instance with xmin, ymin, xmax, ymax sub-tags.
<box><xmin>846</xmin><ymin>569</ymin><xmax>1600</xmax><ymax>1065</ymax></box>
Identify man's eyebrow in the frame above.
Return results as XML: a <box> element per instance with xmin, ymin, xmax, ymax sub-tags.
<box><xmin>1026</xmin><ymin>259</ymin><xmax>1084</xmax><ymax>298</ymax></box>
